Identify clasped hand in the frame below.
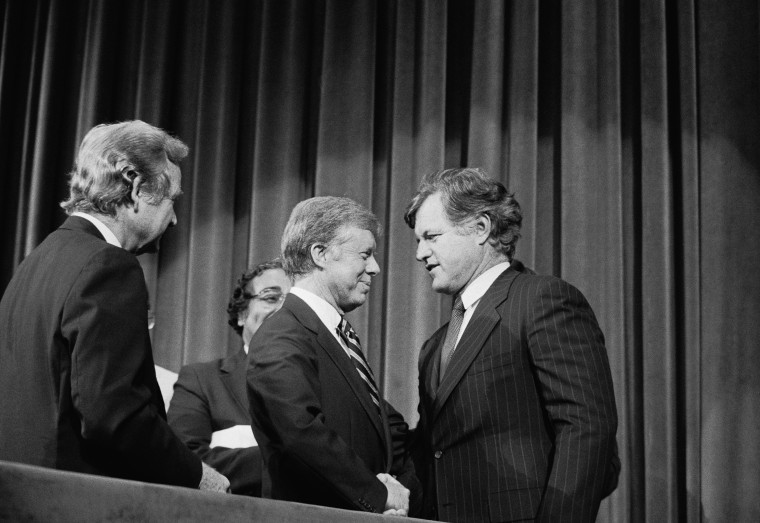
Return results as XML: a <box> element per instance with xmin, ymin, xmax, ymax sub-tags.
<box><xmin>377</xmin><ymin>473</ymin><xmax>409</xmax><ymax>517</ymax></box>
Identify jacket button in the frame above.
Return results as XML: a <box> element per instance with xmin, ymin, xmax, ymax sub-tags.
<box><xmin>434</xmin><ymin>450</ymin><xmax>443</xmax><ymax>459</ymax></box>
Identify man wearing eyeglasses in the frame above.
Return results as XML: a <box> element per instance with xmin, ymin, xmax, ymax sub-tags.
<box><xmin>167</xmin><ymin>260</ymin><xmax>290</xmax><ymax>496</ymax></box>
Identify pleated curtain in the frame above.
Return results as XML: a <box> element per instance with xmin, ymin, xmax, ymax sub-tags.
<box><xmin>1</xmin><ymin>1</ymin><xmax>758</xmax><ymax>520</ymax></box>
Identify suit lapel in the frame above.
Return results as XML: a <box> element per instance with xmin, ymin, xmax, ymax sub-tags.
<box><xmin>286</xmin><ymin>295</ymin><xmax>388</xmax><ymax>448</ymax></box>
<box><xmin>432</xmin><ymin>266</ymin><xmax>522</xmax><ymax>421</ymax></box>
<box><xmin>219</xmin><ymin>348</ymin><xmax>249</xmax><ymax>416</ymax></box>
<box><xmin>316</xmin><ymin>323</ymin><xmax>388</xmax><ymax>444</ymax></box>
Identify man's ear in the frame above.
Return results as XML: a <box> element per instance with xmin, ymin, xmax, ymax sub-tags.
<box><xmin>122</xmin><ymin>169</ymin><xmax>143</xmax><ymax>211</ymax></box>
<box><xmin>309</xmin><ymin>243</ymin><xmax>329</xmax><ymax>269</ymax></box>
<box><xmin>473</xmin><ymin>214</ymin><xmax>492</xmax><ymax>246</ymax></box>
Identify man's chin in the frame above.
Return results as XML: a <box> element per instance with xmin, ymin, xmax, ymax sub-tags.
<box><xmin>341</xmin><ymin>295</ymin><xmax>368</xmax><ymax>313</ymax></box>
<box><xmin>431</xmin><ymin>279</ymin><xmax>453</xmax><ymax>295</ymax></box>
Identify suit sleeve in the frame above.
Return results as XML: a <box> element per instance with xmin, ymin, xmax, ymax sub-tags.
<box><xmin>167</xmin><ymin>364</ymin><xmax>261</xmax><ymax>495</ymax></box>
<box><xmin>385</xmin><ymin>400</ymin><xmax>422</xmax><ymax>516</ymax></box>
<box><xmin>527</xmin><ymin>278</ymin><xmax>618</xmax><ymax>521</ymax></box>
<box><xmin>62</xmin><ymin>248</ymin><xmax>202</xmax><ymax>488</ymax></box>
<box><xmin>247</xmin><ymin>318</ymin><xmax>388</xmax><ymax>512</ymax></box>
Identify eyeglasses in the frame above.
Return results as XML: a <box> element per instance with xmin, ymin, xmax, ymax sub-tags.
<box><xmin>243</xmin><ymin>290</ymin><xmax>286</xmax><ymax>305</ymax></box>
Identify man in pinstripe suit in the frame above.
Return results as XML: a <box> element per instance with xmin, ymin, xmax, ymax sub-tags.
<box><xmin>405</xmin><ymin>168</ymin><xmax>619</xmax><ymax>522</ymax></box>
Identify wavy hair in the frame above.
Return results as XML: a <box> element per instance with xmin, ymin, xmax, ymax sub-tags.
<box><xmin>404</xmin><ymin>167</ymin><xmax>522</xmax><ymax>260</ymax></box>
<box><xmin>60</xmin><ymin>120</ymin><xmax>188</xmax><ymax>216</ymax></box>
<box><xmin>281</xmin><ymin>196</ymin><xmax>380</xmax><ymax>278</ymax></box>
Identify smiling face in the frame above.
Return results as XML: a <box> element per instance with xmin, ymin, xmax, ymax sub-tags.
<box><xmin>321</xmin><ymin>226</ymin><xmax>380</xmax><ymax>314</ymax></box>
<box><xmin>413</xmin><ymin>192</ymin><xmax>486</xmax><ymax>296</ymax></box>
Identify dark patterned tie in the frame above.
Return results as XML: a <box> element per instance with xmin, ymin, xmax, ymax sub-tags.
<box><xmin>337</xmin><ymin>318</ymin><xmax>382</xmax><ymax>415</ymax></box>
<box><xmin>439</xmin><ymin>294</ymin><xmax>465</xmax><ymax>380</ymax></box>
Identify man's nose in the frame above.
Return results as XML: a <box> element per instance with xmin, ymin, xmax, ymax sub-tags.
<box><xmin>415</xmin><ymin>241</ymin><xmax>429</xmax><ymax>262</ymax></box>
<box><xmin>366</xmin><ymin>255</ymin><xmax>380</xmax><ymax>275</ymax></box>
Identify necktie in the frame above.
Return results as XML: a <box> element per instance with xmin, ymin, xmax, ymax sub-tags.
<box><xmin>337</xmin><ymin>318</ymin><xmax>382</xmax><ymax>416</ymax></box>
<box><xmin>439</xmin><ymin>294</ymin><xmax>465</xmax><ymax>379</ymax></box>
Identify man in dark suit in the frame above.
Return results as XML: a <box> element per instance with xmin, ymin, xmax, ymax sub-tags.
<box><xmin>248</xmin><ymin>196</ymin><xmax>420</xmax><ymax>516</ymax></box>
<box><xmin>0</xmin><ymin>121</ymin><xmax>228</xmax><ymax>491</ymax></box>
<box><xmin>405</xmin><ymin>168</ymin><xmax>619</xmax><ymax>522</ymax></box>
<box><xmin>168</xmin><ymin>260</ymin><xmax>291</xmax><ymax>495</ymax></box>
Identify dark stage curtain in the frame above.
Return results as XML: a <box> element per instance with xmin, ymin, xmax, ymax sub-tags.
<box><xmin>1</xmin><ymin>1</ymin><xmax>758</xmax><ymax>520</ymax></box>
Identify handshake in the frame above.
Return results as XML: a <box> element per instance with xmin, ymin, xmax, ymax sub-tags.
<box><xmin>377</xmin><ymin>473</ymin><xmax>411</xmax><ymax>517</ymax></box>
<box><xmin>198</xmin><ymin>462</ymin><xmax>230</xmax><ymax>493</ymax></box>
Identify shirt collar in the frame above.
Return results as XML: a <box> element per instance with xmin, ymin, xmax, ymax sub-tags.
<box><xmin>289</xmin><ymin>286</ymin><xmax>343</xmax><ymax>331</ymax></box>
<box><xmin>460</xmin><ymin>261</ymin><xmax>510</xmax><ymax>310</ymax></box>
<box><xmin>72</xmin><ymin>212</ymin><xmax>122</xmax><ymax>248</ymax></box>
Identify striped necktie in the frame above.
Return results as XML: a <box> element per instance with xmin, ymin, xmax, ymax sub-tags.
<box><xmin>439</xmin><ymin>294</ymin><xmax>465</xmax><ymax>379</ymax></box>
<box><xmin>337</xmin><ymin>318</ymin><xmax>381</xmax><ymax>415</ymax></box>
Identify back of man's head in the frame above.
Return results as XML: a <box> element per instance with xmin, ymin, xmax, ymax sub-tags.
<box><xmin>281</xmin><ymin>196</ymin><xmax>380</xmax><ymax>278</ymax></box>
<box><xmin>60</xmin><ymin>120</ymin><xmax>188</xmax><ymax>217</ymax></box>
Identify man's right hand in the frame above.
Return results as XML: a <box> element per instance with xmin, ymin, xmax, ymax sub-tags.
<box><xmin>377</xmin><ymin>473</ymin><xmax>410</xmax><ymax>516</ymax></box>
<box><xmin>198</xmin><ymin>462</ymin><xmax>230</xmax><ymax>493</ymax></box>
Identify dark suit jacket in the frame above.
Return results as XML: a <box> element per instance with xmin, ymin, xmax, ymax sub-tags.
<box><xmin>247</xmin><ymin>293</ymin><xmax>420</xmax><ymax>514</ymax></box>
<box><xmin>414</xmin><ymin>263</ymin><xmax>619</xmax><ymax>523</ymax></box>
<box><xmin>168</xmin><ymin>348</ymin><xmax>262</xmax><ymax>495</ymax></box>
<box><xmin>0</xmin><ymin>216</ymin><xmax>201</xmax><ymax>487</ymax></box>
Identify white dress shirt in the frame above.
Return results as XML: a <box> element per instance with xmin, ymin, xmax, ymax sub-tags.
<box><xmin>289</xmin><ymin>286</ymin><xmax>352</xmax><ymax>358</ymax></box>
<box><xmin>72</xmin><ymin>212</ymin><xmax>122</xmax><ymax>248</ymax></box>
<box><xmin>455</xmin><ymin>261</ymin><xmax>511</xmax><ymax>347</ymax></box>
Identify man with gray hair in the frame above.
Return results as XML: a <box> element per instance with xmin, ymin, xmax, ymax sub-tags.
<box><xmin>248</xmin><ymin>196</ymin><xmax>419</xmax><ymax>516</ymax></box>
<box><xmin>0</xmin><ymin>121</ymin><xmax>228</xmax><ymax>491</ymax></box>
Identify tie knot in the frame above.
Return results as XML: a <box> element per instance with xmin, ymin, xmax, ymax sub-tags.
<box><xmin>339</xmin><ymin>317</ymin><xmax>360</xmax><ymax>346</ymax></box>
<box><xmin>453</xmin><ymin>295</ymin><xmax>465</xmax><ymax>313</ymax></box>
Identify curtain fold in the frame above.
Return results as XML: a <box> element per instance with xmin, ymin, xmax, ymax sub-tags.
<box><xmin>698</xmin><ymin>1</ymin><xmax>760</xmax><ymax>520</ymax></box>
<box><xmin>2</xmin><ymin>0</ymin><xmax>759</xmax><ymax>520</ymax></box>
<box><xmin>640</xmin><ymin>1</ymin><xmax>680</xmax><ymax>519</ymax></box>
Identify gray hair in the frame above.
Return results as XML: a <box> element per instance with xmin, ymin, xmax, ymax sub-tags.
<box><xmin>404</xmin><ymin>167</ymin><xmax>522</xmax><ymax>260</ymax></box>
<box><xmin>281</xmin><ymin>196</ymin><xmax>380</xmax><ymax>277</ymax></box>
<box><xmin>60</xmin><ymin>120</ymin><xmax>188</xmax><ymax>216</ymax></box>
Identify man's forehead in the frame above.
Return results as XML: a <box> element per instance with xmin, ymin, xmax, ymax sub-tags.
<box><xmin>334</xmin><ymin>225</ymin><xmax>376</xmax><ymax>247</ymax></box>
<box><xmin>414</xmin><ymin>197</ymin><xmax>452</xmax><ymax>233</ymax></box>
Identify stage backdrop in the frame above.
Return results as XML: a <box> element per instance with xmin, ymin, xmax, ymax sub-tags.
<box><xmin>1</xmin><ymin>1</ymin><xmax>758</xmax><ymax>521</ymax></box>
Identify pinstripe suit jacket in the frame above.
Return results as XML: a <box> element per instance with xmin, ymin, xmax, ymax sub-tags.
<box><xmin>414</xmin><ymin>264</ymin><xmax>619</xmax><ymax>522</ymax></box>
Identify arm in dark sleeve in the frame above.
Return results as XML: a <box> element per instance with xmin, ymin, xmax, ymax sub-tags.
<box><xmin>528</xmin><ymin>278</ymin><xmax>619</xmax><ymax>521</ymax></box>
<box><xmin>63</xmin><ymin>249</ymin><xmax>201</xmax><ymax>488</ymax></box>
<box><xmin>168</xmin><ymin>364</ymin><xmax>261</xmax><ymax>495</ymax></box>
<box><xmin>248</xmin><ymin>320</ymin><xmax>388</xmax><ymax>512</ymax></box>
<box><xmin>384</xmin><ymin>399</ymin><xmax>422</xmax><ymax>516</ymax></box>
